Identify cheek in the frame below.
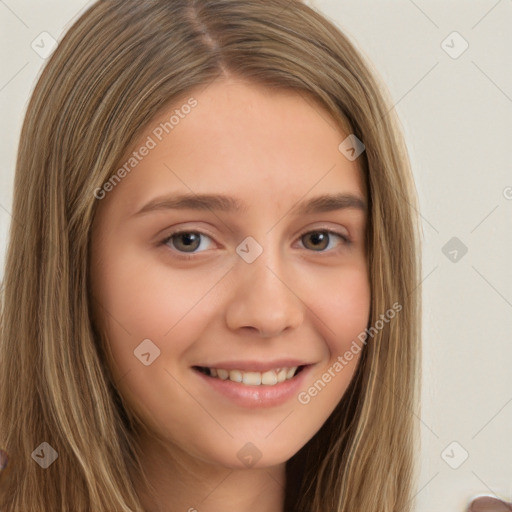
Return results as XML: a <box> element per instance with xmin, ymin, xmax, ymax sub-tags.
<box><xmin>89</xmin><ymin>243</ymin><xmax>217</xmax><ymax>429</ymax></box>
<box><xmin>303</xmin><ymin>262</ymin><xmax>370</xmax><ymax>400</ymax></box>
<box><xmin>333</xmin><ymin>266</ymin><xmax>370</xmax><ymax>342</ymax></box>
<box><xmin>95</xmin><ymin>256</ymin><xmax>203</xmax><ymax>334</ymax></box>
<box><xmin>90</xmin><ymin>242</ymin><xmax>225</xmax><ymax>377</ymax></box>
<box><xmin>313</xmin><ymin>260</ymin><xmax>371</xmax><ymax>347</ymax></box>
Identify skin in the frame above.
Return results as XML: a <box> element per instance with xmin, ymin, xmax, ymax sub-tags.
<box><xmin>89</xmin><ymin>77</ymin><xmax>371</xmax><ymax>512</ymax></box>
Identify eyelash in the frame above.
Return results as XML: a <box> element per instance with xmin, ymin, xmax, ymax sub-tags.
<box><xmin>160</xmin><ymin>228</ymin><xmax>351</xmax><ymax>260</ymax></box>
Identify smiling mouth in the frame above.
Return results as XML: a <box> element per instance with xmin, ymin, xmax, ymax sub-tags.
<box><xmin>193</xmin><ymin>365</ymin><xmax>307</xmax><ymax>386</ymax></box>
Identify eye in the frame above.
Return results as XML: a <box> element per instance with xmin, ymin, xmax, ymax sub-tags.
<box><xmin>160</xmin><ymin>228</ymin><xmax>351</xmax><ymax>259</ymax></box>
<box><xmin>299</xmin><ymin>229</ymin><xmax>350</xmax><ymax>252</ymax></box>
<box><xmin>162</xmin><ymin>231</ymin><xmax>214</xmax><ymax>254</ymax></box>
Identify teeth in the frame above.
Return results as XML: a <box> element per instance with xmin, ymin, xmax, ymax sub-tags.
<box><xmin>229</xmin><ymin>370</ymin><xmax>243</xmax><ymax>383</ymax></box>
<box><xmin>286</xmin><ymin>368</ymin><xmax>296</xmax><ymax>379</ymax></box>
<box><xmin>217</xmin><ymin>368</ymin><xmax>229</xmax><ymax>380</ymax></box>
<box><xmin>276</xmin><ymin>369</ymin><xmax>287</xmax><ymax>382</ymax></box>
<box><xmin>242</xmin><ymin>372</ymin><xmax>261</xmax><ymax>386</ymax></box>
<box><xmin>262</xmin><ymin>370</ymin><xmax>278</xmax><ymax>385</ymax></box>
<box><xmin>204</xmin><ymin>366</ymin><xmax>300</xmax><ymax>386</ymax></box>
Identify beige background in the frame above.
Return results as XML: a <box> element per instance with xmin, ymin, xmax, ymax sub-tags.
<box><xmin>1</xmin><ymin>1</ymin><xmax>511</xmax><ymax>510</ymax></box>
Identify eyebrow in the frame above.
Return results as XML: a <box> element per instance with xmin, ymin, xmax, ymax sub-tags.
<box><xmin>132</xmin><ymin>192</ymin><xmax>367</xmax><ymax>217</ymax></box>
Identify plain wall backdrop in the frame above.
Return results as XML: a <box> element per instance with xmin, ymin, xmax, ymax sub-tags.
<box><xmin>1</xmin><ymin>1</ymin><xmax>511</xmax><ymax>511</ymax></box>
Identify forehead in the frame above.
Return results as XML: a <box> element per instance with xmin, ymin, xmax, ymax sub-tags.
<box><xmin>97</xmin><ymin>78</ymin><xmax>366</xmax><ymax>221</ymax></box>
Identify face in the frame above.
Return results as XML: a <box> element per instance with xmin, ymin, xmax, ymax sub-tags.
<box><xmin>89</xmin><ymin>77</ymin><xmax>370</xmax><ymax>470</ymax></box>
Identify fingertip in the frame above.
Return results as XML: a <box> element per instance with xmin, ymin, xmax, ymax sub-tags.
<box><xmin>468</xmin><ymin>496</ymin><xmax>512</xmax><ymax>512</ymax></box>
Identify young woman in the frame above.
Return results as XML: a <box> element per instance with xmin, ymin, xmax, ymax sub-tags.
<box><xmin>0</xmin><ymin>1</ymin><xmax>422</xmax><ymax>511</ymax></box>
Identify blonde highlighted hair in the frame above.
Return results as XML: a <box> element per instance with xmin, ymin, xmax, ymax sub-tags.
<box><xmin>0</xmin><ymin>1</ymin><xmax>422</xmax><ymax>510</ymax></box>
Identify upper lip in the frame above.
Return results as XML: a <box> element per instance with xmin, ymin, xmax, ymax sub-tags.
<box><xmin>194</xmin><ymin>359</ymin><xmax>312</xmax><ymax>372</ymax></box>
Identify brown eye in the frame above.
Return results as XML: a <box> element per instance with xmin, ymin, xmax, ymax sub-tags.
<box><xmin>165</xmin><ymin>232</ymin><xmax>205</xmax><ymax>253</ymax></box>
<box><xmin>300</xmin><ymin>230</ymin><xmax>349</xmax><ymax>252</ymax></box>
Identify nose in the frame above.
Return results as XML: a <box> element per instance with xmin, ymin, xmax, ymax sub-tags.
<box><xmin>224</xmin><ymin>246</ymin><xmax>304</xmax><ymax>337</ymax></box>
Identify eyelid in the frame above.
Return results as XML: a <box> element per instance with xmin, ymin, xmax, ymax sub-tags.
<box><xmin>296</xmin><ymin>225</ymin><xmax>351</xmax><ymax>243</ymax></box>
<box><xmin>160</xmin><ymin>224</ymin><xmax>352</xmax><ymax>259</ymax></box>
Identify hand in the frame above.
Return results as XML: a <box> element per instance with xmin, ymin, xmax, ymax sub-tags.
<box><xmin>468</xmin><ymin>496</ymin><xmax>512</xmax><ymax>511</ymax></box>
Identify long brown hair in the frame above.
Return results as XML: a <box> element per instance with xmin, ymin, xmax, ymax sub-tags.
<box><xmin>0</xmin><ymin>1</ymin><xmax>422</xmax><ymax>510</ymax></box>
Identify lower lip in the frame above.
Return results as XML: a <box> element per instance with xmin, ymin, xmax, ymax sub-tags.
<box><xmin>193</xmin><ymin>365</ymin><xmax>314</xmax><ymax>409</ymax></box>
